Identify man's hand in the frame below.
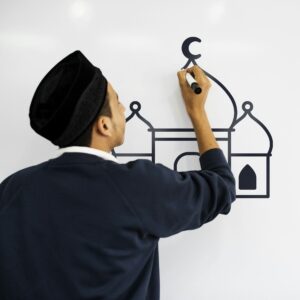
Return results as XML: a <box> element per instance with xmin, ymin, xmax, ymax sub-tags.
<box><xmin>177</xmin><ymin>65</ymin><xmax>212</xmax><ymax>117</ymax></box>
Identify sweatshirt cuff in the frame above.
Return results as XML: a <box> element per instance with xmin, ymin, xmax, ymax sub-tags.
<box><xmin>199</xmin><ymin>148</ymin><xmax>229</xmax><ymax>170</ymax></box>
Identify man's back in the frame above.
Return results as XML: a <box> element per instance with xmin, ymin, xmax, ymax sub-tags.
<box><xmin>0</xmin><ymin>148</ymin><xmax>235</xmax><ymax>300</ymax></box>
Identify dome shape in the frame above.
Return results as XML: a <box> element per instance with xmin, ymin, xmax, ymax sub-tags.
<box><xmin>192</xmin><ymin>67</ymin><xmax>238</xmax><ymax>129</ymax></box>
<box><xmin>231</xmin><ymin>101</ymin><xmax>273</xmax><ymax>154</ymax></box>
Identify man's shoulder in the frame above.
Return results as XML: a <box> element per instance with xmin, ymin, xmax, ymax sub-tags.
<box><xmin>0</xmin><ymin>160</ymin><xmax>49</xmax><ymax>188</ymax></box>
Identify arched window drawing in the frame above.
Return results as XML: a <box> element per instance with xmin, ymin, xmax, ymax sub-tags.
<box><xmin>239</xmin><ymin>164</ymin><xmax>257</xmax><ymax>190</ymax></box>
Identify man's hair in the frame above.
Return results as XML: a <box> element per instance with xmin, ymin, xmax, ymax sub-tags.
<box><xmin>59</xmin><ymin>93</ymin><xmax>112</xmax><ymax>148</ymax></box>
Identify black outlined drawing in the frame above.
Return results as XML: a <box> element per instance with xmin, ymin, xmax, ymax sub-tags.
<box><xmin>112</xmin><ymin>37</ymin><xmax>273</xmax><ymax>198</ymax></box>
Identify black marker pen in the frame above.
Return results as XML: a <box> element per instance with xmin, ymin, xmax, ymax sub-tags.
<box><xmin>185</xmin><ymin>72</ymin><xmax>202</xmax><ymax>94</ymax></box>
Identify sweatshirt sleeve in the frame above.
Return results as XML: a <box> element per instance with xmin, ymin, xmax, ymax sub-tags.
<box><xmin>106</xmin><ymin>148</ymin><xmax>236</xmax><ymax>238</ymax></box>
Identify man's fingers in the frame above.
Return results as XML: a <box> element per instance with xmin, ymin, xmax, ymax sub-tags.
<box><xmin>177</xmin><ymin>68</ymin><xmax>186</xmax><ymax>77</ymax></box>
<box><xmin>178</xmin><ymin>65</ymin><xmax>203</xmax><ymax>79</ymax></box>
<box><xmin>177</xmin><ymin>68</ymin><xmax>187</xmax><ymax>85</ymax></box>
<box><xmin>177</xmin><ymin>66</ymin><xmax>211</xmax><ymax>88</ymax></box>
<box><xmin>190</xmin><ymin>65</ymin><xmax>211</xmax><ymax>86</ymax></box>
<box><xmin>189</xmin><ymin>65</ymin><xmax>204</xmax><ymax>78</ymax></box>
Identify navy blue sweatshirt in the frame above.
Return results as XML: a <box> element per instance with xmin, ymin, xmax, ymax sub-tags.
<box><xmin>0</xmin><ymin>147</ymin><xmax>236</xmax><ymax>300</ymax></box>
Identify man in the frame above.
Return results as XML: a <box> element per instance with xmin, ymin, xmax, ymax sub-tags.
<box><xmin>0</xmin><ymin>50</ymin><xmax>236</xmax><ymax>300</ymax></box>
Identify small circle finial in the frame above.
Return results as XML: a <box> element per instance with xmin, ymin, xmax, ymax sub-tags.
<box><xmin>242</xmin><ymin>101</ymin><xmax>253</xmax><ymax>112</ymax></box>
<box><xmin>130</xmin><ymin>101</ymin><xmax>141</xmax><ymax>112</ymax></box>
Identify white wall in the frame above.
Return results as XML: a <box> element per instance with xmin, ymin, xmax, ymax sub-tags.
<box><xmin>1</xmin><ymin>0</ymin><xmax>299</xmax><ymax>299</ymax></box>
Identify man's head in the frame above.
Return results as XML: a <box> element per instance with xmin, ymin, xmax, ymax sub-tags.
<box><xmin>29</xmin><ymin>50</ymin><xmax>127</xmax><ymax>150</ymax></box>
<box><xmin>59</xmin><ymin>81</ymin><xmax>126</xmax><ymax>152</ymax></box>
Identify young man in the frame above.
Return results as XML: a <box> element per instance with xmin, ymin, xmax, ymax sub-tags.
<box><xmin>0</xmin><ymin>50</ymin><xmax>236</xmax><ymax>300</ymax></box>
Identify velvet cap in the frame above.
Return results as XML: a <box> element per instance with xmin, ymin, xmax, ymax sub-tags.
<box><xmin>29</xmin><ymin>50</ymin><xmax>108</xmax><ymax>147</ymax></box>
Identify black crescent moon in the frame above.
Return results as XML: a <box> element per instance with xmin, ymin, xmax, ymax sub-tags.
<box><xmin>182</xmin><ymin>37</ymin><xmax>202</xmax><ymax>60</ymax></box>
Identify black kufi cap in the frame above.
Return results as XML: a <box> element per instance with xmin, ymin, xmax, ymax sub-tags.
<box><xmin>29</xmin><ymin>50</ymin><xmax>108</xmax><ymax>147</ymax></box>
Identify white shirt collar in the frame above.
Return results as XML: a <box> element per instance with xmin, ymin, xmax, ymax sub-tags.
<box><xmin>55</xmin><ymin>146</ymin><xmax>120</xmax><ymax>163</ymax></box>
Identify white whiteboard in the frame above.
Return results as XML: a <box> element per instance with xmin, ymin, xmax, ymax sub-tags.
<box><xmin>1</xmin><ymin>0</ymin><xmax>299</xmax><ymax>299</ymax></box>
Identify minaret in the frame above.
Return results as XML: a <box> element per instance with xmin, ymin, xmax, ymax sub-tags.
<box><xmin>231</xmin><ymin>101</ymin><xmax>273</xmax><ymax>198</ymax></box>
<box><xmin>112</xmin><ymin>101</ymin><xmax>155</xmax><ymax>163</ymax></box>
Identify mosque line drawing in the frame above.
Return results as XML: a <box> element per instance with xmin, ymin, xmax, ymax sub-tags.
<box><xmin>112</xmin><ymin>37</ymin><xmax>273</xmax><ymax>198</ymax></box>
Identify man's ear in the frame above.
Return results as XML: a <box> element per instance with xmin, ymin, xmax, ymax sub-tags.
<box><xmin>95</xmin><ymin>116</ymin><xmax>113</xmax><ymax>137</ymax></box>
